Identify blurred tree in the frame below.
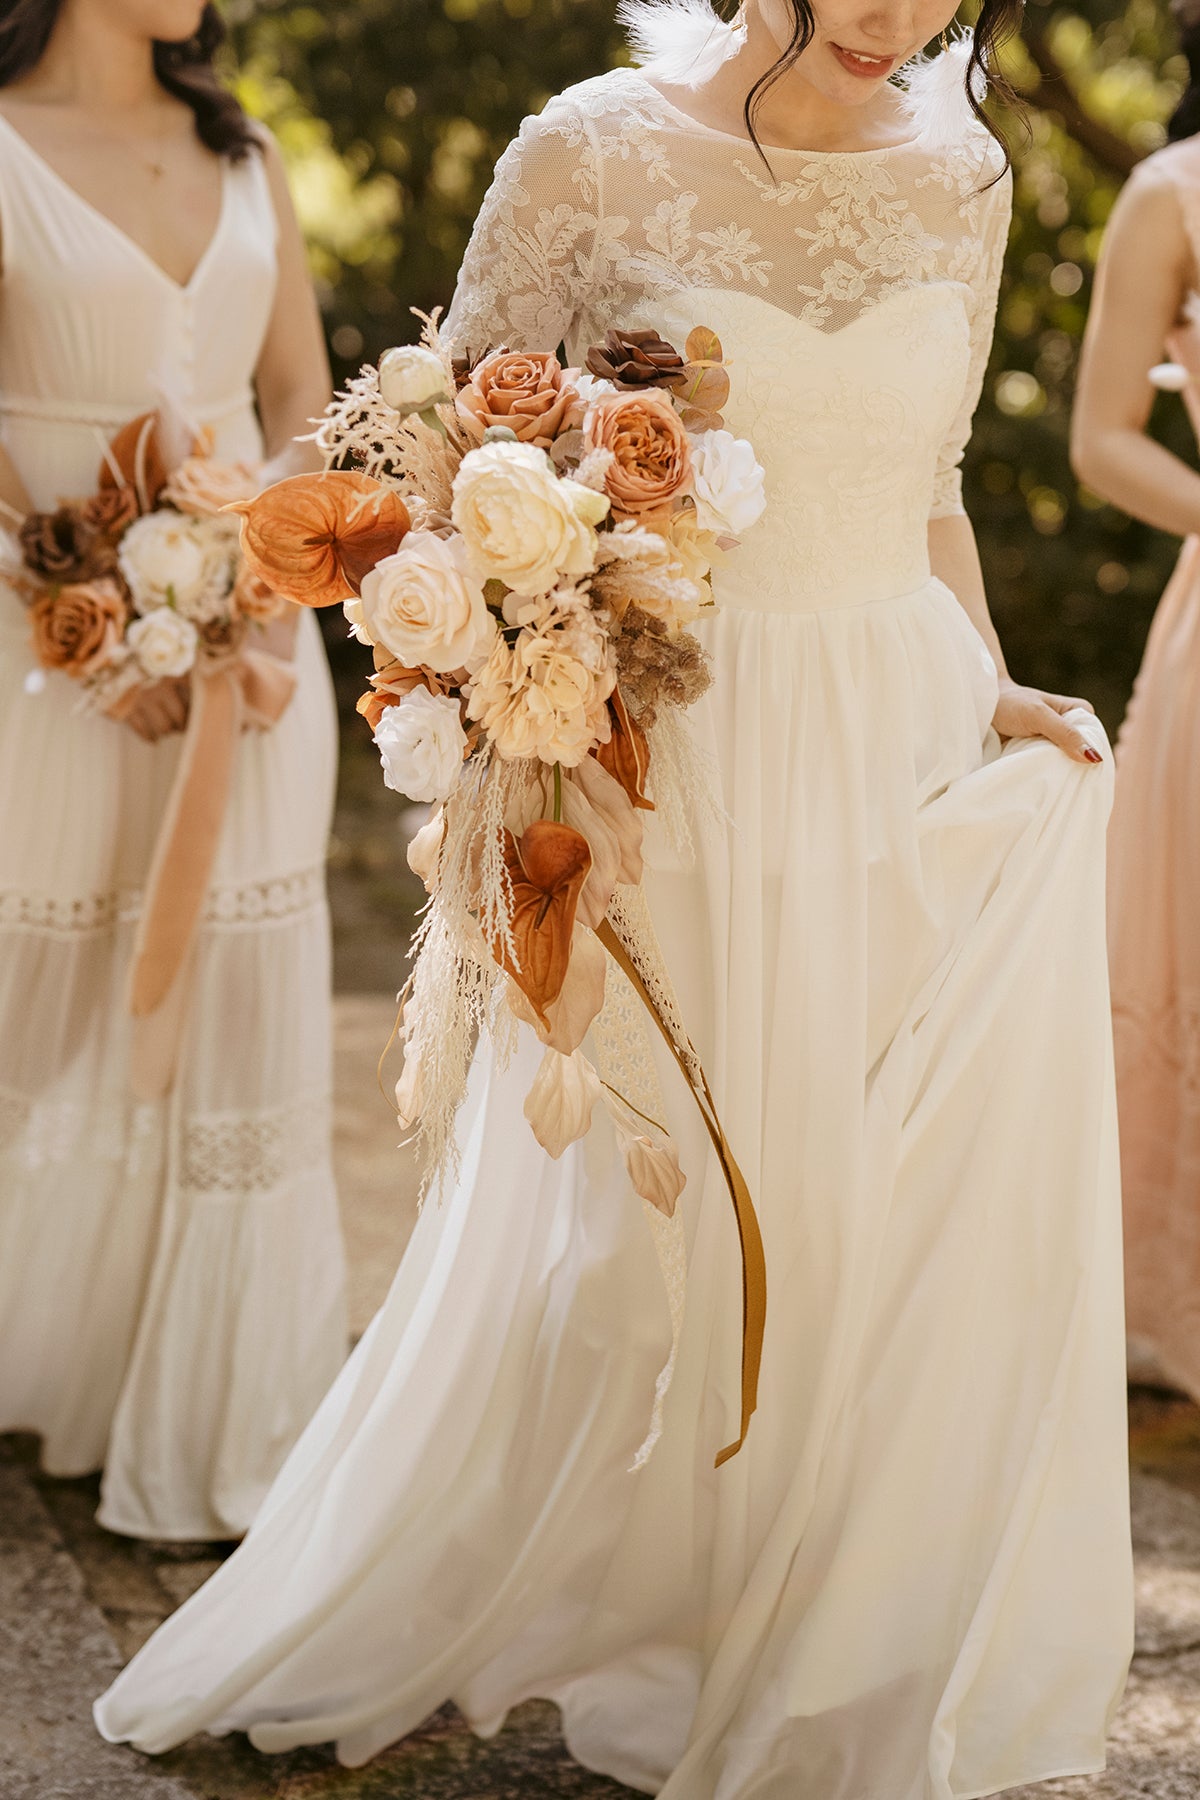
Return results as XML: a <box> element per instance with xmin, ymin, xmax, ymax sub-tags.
<box><xmin>225</xmin><ymin>0</ymin><xmax>1192</xmax><ymax>728</ymax></box>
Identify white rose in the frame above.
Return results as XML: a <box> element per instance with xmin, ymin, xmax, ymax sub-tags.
<box><xmin>373</xmin><ymin>686</ymin><xmax>468</xmax><ymax>802</ymax></box>
<box><xmin>359</xmin><ymin>531</ymin><xmax>495</xmax><ymax>673</ymax></box>
<box><xmin>689</xmin><ymin>429</ymin><xmax>767</xmax><ymax>539</ymax></box>
<box><xmin>452</xmin><ymin>440</ymin><xmax>601</xmax><ymax>597</ymax></box>
<box><xmin>379</xmin><ymin>345</ymin><xmax>453</xmax><ymax>415</ymax></box>
<box><xmin>572</xmin><ymin>372</ymin><xmax>619</xmax><ymax>407</ymax></box>
<box><xmin>343</xmin><ymin>594</ymin><xmax>374</xmax><ymax>645</ymax></box>
<box><xmin>118</xmin><ymin>512</ymin><xmax>232</xmax><ymax>619</ymax></box>
<box><xmin>126</xmin><ymin>606</ymin><xmax>199</xmax><ymax>679</ymax></box>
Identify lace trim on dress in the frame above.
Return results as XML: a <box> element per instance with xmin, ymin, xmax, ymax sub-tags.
<box><xmin>179</xmin><ymin>1090</ymin><xmax>333</xmax><ymax>1196</ymax></box>
<box><xmin>0</xmin><ymin>864</ymin><xmax>327</xmax><ymax>936</ymax></box>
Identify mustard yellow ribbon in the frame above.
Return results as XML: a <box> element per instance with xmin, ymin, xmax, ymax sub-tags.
<box><xmin>127</xmin><ymin>648</ymin><xmax>296</xmax><ymax>1099</ymax></box>
<box><xmin>596</xmin><ymin>917</ymin><xmax>766</xmax><ymax>1468</ymax></box>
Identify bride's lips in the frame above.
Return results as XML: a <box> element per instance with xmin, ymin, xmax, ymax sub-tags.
<box><xmin>830</xmin><ymin>42</ymin><xmax>900</xmax><ymax>79</ymax></box>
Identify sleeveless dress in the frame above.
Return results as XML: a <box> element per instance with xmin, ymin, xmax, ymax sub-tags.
<box><xmin>96</xmin><ymin>49</ymin><xmax>1134</xmax><ymax>1798</ymax></box>
<box><xmin>1108</xmin><ymin>149</ymin><xmax>1200</xmax><ymax>1401</ymax></box>
<box><xmin>0</xmin><ymin>118</ymin><xmax>348</xmax><ymax>1540</ymax></box>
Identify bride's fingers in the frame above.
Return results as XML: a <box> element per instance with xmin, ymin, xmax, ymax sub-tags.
<box><xmin>1043</xmin><ymin>691</ymin><xmax>1096</xmax><ymax>718</ymax></box>
<box><xmin>1033</xmin><ymin>701</ymin><xmax>1103</xmax><ymax>763</ymax></box>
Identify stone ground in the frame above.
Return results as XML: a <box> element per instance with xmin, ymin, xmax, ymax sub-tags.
<box><xmin>5</xmin><ymin>988</ymin><xmax>1200</xmax><ymax>1796</ymax></box>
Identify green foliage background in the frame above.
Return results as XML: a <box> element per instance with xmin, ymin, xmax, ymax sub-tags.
<box><xmin>226</xmin><ymin>0</ymin><xmax>1191</xmax><ymax>731</ymax></box>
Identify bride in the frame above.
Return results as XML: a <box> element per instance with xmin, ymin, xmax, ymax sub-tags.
<box><xmin>96</xmin><ymin>2</ymin><xmax>1134</xmax><ymax>1794</ymax></box>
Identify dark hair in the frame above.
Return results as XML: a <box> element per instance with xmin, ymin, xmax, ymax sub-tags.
<box><xmin>1168</xmin><ymin>3</ymin><xmax>1200</xmax><ymax>141</ymax></box>
<box><xmin>0</xmin><ymin>0</ymin><xmax>258</xmax><ymax>160</ymax></box>
<box><xmin>741</xmin><ymin>0</ymin><xmax>1026</xmax><ymax>169</ymax></box>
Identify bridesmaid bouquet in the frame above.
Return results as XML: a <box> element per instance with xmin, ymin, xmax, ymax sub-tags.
<box><xmin>235</xmin><ymin>313</ymin><xmax>769</xmax><ymax>1464</ymax></box>
<box><xmin>16</xmin><ymin>412</ymin><xmax>284</xmax><ymax>714</ymax></box>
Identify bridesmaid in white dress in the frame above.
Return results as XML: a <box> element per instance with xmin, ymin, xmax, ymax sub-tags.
<box><xmin>97</xmin><ymin>2</ymin><xmax>1134</xmax><ymax>1792</ymax></box>
<box><xmin>0</xmin><ymin>0</ymin><xmax>347</xmax><ymax>1538</ymax></box>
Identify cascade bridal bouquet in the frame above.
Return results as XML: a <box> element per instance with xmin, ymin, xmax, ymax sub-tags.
<box><xmin>233</xmin><ymin>313</ymin><xmax>769</xmax><ymax>1462</ymax></box>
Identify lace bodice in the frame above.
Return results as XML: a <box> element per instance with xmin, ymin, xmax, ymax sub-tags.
<box><xmin>446</xmin><ymin>46</ymin><xmax>1011</xmax><ymax>613</ymax></box>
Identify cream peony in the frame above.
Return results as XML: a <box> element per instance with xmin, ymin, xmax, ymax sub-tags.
<box><xmin>451</xmin><ymin>440</ymin><xmax>606</xmax><ymax>597</ymax></box>
<box><xmin>119</xmin><ymin>512</ymin><xmax>234</xmax><ymax>621</ymax></box>
<box><xmin>689</xmin><ymin>429</ymin><xmax>767</xmax><ymax>539</ymax></box>
<box><xmin>378</xmin><ymin>344</ymin><xmax>452</xmax><ymax>415</ymax></box>
<box><xmin>359</xmin><ymin>531</ymin><xmax>495</xmax><ymax>673</ymax></box>
<box><xmin>373</xmin><ymin>686</ymin><xmax>467</xmax><ymax>802</ymax></box>
<box><xmin>126</xmin><ymin>606</ymin><xmax>199</xmax><ymax>679</ymax></box>
<box><xmin>467</xmin><ymin>614</ymin><xmax>614</xmax><ymax>767</ymax></box>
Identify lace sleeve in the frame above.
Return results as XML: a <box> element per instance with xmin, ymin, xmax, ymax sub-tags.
<box><xmin>444</xmin><ymin>93</ymin><xmax>604</xmax><ymax>357</ymax></box>
<box><xmin>929</xmin><ymin>167</ymin><xmax>1013</xmax><ymax>520</ymax></box>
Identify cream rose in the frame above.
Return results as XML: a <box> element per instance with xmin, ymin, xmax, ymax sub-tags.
<box><xmin>378</xmin><ymin>345</ymin><xmax>453</xmax><ymax>415</ymax></box>
<box><xmin>126</xmin><ymin>606</ymin><xmax>199</xmax><ymax>679</ymax></box>
<box><xmin>118</xmin><ymin>512</ymin><xmax>233</xmax><ymax>620</ymax></box>
<box><xmin>374</xmin><ymin>686</ymin><xmax>468</xmax><ymax>802</ymax></box>
<box><xmin>451</xmin><ymin>440</ymin><xmax>605</xmax><ymax>598</ymax></box>
<box><xmin>689</xmin><ymin>429</ymin><xmax>767</xmax><ymax>539</ymax></box>
<box><xmin>359</xmin><ymin>530</ymin><xmax>495</xmax><ymax>673</ymax></box>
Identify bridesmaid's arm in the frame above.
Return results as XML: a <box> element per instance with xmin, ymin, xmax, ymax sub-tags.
<box><xmin>1071</xmin><ymin>162</ymin><xmax>1200</xmax><ymax>538</ymax></box>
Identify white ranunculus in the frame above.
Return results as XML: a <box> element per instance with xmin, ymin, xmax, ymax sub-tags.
<box><xmin>452</xmin><ymin>440</ymin><xmax>600</xmax><ymax>597</ymax></box>
<box><xmin>572</xmin><ymin>372</ymin><xmax>619</xmax><ymax>408</ymax></box>
<box><xmin>118</xmin><ymin>511</ymin><xmax>232</xmax><ymax>619</ymax></box>
<box><xmin>373</xmin><ymin>686</ymin><xmax>467</xmax><ymax>802</ymax></box>
<box><xmin>379</xmin><ymin>345</ymin><xmax>453</xmax><ymax>415</ymax></box>
<box><xmin>359</xmin><ymin>531</ymin><xmax>495</xmax><ymax>673</ymax></box>
<box><xmin>126</xmin><ymin>606</ymin><xmax>199</xmax><ymax>679</ymax></box>
<box><xmin>689</xmin><ymin>429</ymin><xmax>767</xmax><ymax>539</ymax></box>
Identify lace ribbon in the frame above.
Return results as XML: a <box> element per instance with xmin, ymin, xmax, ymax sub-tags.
<box><xmin>125</xmin><ymin>649</ymin><xmax>296</xmax><ymax>1098</ymax></box>
<box><xmin>596</xmin><ymin>915</ymin><xmax>766</xmax><ymax>1466</ymax></box>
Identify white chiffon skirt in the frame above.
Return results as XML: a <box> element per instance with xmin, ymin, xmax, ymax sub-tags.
<box><xmin>96</xmin><ymin>578</ymin><xmax>1133</xmax><ymax>1796</ymax></box>
<box><xmin>0</xmin><ymin>600</ymin><xmax>349</xmax><ymax>1539</ymax></box>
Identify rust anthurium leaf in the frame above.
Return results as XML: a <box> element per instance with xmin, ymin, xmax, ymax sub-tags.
<box><xmin>497</xmin><ymin>820</ymin><xmax>593</xmax><ymax>1024</ymax></box>
<box><xmin>226</xmin><ymin>472</ymin><xmax>410</xmax><ymax>609</ymax></box>
<box><xmin>594</xmin><ymin>687</ymin><xmax>654</xmax><ymax>812</ymax></box>
<box><xmin>99</xmin><ymin>412</ymin><xmax>169</xmax><ymax>511</ymax></box>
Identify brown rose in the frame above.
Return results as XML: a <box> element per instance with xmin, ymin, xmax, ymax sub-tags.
<box><xmin>583</xmin><ymin>390</ymin><xmax>694</xmax><ymax>523</ymax></box>
<box><xmin>20</xmin><ymin>507</ymin><xmax>113</xmax><ymax>582</ymax></box>
<box><xmin>29</xmin><ymin>576</ymin><xmax>126</xmax><ymax>677</ymax></box>
<box><xmin>79</xmin><ymin>485</ymin><xmax>139</xmax><ymax>543</ymax></box>
<box><xmin>456</xmin><ymin>350</ymin><xmax>579</xmax><ymax>449</ymax></box>
<box><xmin>586</xmin><ymin>328</ymin><xmax>688</xmax><ymax>392</ymax></box>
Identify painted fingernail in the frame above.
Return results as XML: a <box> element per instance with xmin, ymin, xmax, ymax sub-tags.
<box><xmin>1083</xmin><ymin>748</ymin><xmax>1103</xmax><ymax>763</ymax></box>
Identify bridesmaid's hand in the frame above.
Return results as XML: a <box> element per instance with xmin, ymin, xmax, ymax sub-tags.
<box><xmin>992</xmin><ymin>679</ymin><xmax>1103</xmax><ymax>765</ymax></box>
<box><xmin>116</xmin><ymin>678</ymin><xmax>191</xmax><ymax>743</ymax></box>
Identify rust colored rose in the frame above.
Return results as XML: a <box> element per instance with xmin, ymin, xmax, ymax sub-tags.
<box><xmin>20</xmin><ymin>507</ymin><xmax>112</xmax><ymax>582</ymax></box>
<box><xmin>355</xmin><ymin>656</ymin><xmax>433</xmax><ymax>732</ymax></box>
<box><xmin>586</xmin><ymin>328</ymin><xmax>688</xmax><ymax>392</ymax></box>
<box><xmin>227</xmin><ymin>471</ymin><xmax>412</xmax><ymax>609</ymax></box>
<box><xmin>99</xmin><ymin>412</ymin><xmax>169</xmax><ymax>511</ymax></box>
<box><xmin>495</xmin><ymin>820</ymin><xmax>593</xmax><ymax>1025</ymax></box>
<box><xmin>79</xmin><ymin>485</ymin><xmax>139</xmax><ymax>543</ymax></box>
<box><xmin>29</xmin><ymin>576</ymin><xmax>126</xmax><ymax>677</ymax></box>
<box><xmin>583</xmin><ymin>389</ymin><xmax>694</xmax><ymax>523</ymax></box>
<box><xmin>456</xmin><ymin>350</ymin><xmax>579</xmax><ymax>449</ymax></box>
<box><xmin>593</xmin><ymin>685</ymin><xmax>654</xmax><ymax>811</ymax></box>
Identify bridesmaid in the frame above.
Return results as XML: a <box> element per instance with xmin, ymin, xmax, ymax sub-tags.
<box><xmin>1072</xmin><ymin>0</ymin><xmax>1200</xmax><ymax>1397</ymax></box>
<box><xmin>0</xmin><ymin>0</ymin><xmax>348</xmax><ymax>1537</ymax></box>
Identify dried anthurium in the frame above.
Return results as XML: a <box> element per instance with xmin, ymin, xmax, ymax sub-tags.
<box><xmin>594</xmin><ymin>686</ymin><xmax>654</xmax><ymax>812</ymax></box>
<box><xmin>497</xmin><ymin>820</ymin><xmax>593</xmax><ymax>1024</ymax></box>
<box><xmin>227</xmin><ymin>472</ymin><xmax>410</xmax><ymax>609</ymax></box>
<box><xmin>523</xmin><ymin>1047</ymin><xmax>602</xmax><ymax>1158</ymax></box>
<box><xmin>603</xmin><ymin>1089</ymin><xmax>687</xmax><ymax>1219</ymax></box>
<box><xmin>99</xmin><ymin>412</ymin><xmax>169</xmax><ymax>513</ymax></box>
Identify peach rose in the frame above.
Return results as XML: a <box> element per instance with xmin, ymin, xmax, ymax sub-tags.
<box><xmin>583</xmin><ymin>389</ymin><xmax>693</xmax><ymax>522</ymax></box>
<box><xmin>163</xmin><ymin>455</ymin><xmax>260</xmax><ymax>518</ymax></box>
<box><xmin>356</xmin><ymin>656</ymin><xmax>434</xmax><ymax>732</ymax></box>
<box><xmin>457</xmin><ymin>351</ymin><xmax>580</xmax><ymax>450</ymax></box>
<box><xmin>232</xmin><ymin>563</ymin><xmax>286</xmax><ymax>623</ymax></box>
<box><xmin>29</xmin><ymin>576</ymin><xmax>126</xmax><ymax>677</ymax></box>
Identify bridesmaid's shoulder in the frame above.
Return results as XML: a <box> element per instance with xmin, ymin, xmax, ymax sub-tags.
<box><xmin>1119</xmin><ymin>138</ymin><xmax>1200</xmax><ymax>208</ymax></box>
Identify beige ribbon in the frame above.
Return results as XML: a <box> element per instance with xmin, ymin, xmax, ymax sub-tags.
<box><xmin>127</xmin><ymin>648</ymin><xmax>296</xmax><ymax>1099</ymax></box>
<box><xmin>596</xmin><ymin>918</ymin><xmax>767</xmax><ymax>1468</ymax></box>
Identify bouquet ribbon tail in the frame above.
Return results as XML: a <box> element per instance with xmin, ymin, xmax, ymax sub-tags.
<box><xmin>595</xmin><ymin>918</ymin><xmax>766</xmax><ymax>1467</ymax></box>
<box><xmin>127</xmin><ymin>648</ymin><xmax>297</xmax><ymax>1099</ymax></box>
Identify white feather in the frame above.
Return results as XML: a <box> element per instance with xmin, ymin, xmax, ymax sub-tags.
<box><xmin>898</xmin><ymin>32</ymin><xmax>984</xmax><ymax>149</ymax></box>
<box><xmin>618</xmin><ymin>0</ymin><xmax>743</xmax><ymax>88</ymax></box>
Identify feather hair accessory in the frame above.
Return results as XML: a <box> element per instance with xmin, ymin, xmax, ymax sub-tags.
<box><xmin>898</xmin><ymin>30</ymin><xmax>985</xmax><ymax>149</ymax></box>
<box><xmin>618</xmin><ymin>0</ymin><xmax>744</xmax><ymax>88</ymax></box>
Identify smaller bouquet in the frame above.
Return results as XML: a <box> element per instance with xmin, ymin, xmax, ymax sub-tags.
<box><xmin>15</xmin><ymin>412</ymin><xmax>284</xmax><ymax>713</ymax></box>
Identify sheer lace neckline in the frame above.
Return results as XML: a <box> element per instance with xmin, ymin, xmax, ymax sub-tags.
<box><xmin>623</xmin><ymin>67</ymin><xmax>927</xmax><ymax>161</ymax></box>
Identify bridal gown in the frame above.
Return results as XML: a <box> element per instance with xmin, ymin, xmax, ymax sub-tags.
<box><xmin>97</xmin><ymin>48</ymin><xmax>1134</xmax><ymax>1798</ymax></box>
<box><xmin>0</xmin><ymin>121</ymin><xmax>347</xmax><ymax>1538</ymax></box>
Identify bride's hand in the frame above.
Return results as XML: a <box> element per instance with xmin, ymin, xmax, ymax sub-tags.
<box><xmin>992</xmin><ymin>678</ymin><xmax>1103</xmax><ymax>764</ymax></box>
<box><xmin>112</xmin><ymin>678</ymin><xmax>191</xmax><ymax>743</ymax></box>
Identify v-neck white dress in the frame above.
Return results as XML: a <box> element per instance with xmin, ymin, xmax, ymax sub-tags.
<box><xmin>0</xmin><ymin>120</ymin><xmax>348</xmax><ymax>1539</ymax></box>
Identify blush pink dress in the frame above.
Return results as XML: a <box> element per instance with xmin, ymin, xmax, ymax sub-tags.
<box><xmin>1108</xmin><ymin>159</ymin><xmax>1200</xmax><ymax>1397</ymax></box>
